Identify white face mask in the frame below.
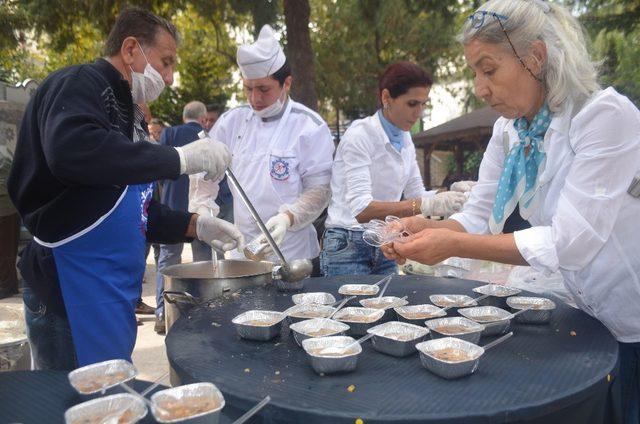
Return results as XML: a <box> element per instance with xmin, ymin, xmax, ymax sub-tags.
<box><xmin>130</xmin><ymin>41</ymin><xmax>165</xmax><ymax>103</ymax></box>
<box><xmin>252</xmin><ymin>86</ymin><xmax>286</xmax><ymax>118</ymax></box>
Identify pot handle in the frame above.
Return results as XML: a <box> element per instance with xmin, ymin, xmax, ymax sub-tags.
<box><xmin>163</xmin><ymin>290</ymin><xmax>200</xmax><ymax>305</ymax></box>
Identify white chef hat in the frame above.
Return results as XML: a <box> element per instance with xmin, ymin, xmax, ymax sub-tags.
<box><xmin>237</xmin><ymin>25</ymin><xmax>286</xmax><ymax>79</ymax></box>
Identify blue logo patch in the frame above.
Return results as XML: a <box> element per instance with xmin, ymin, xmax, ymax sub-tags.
<box><xmin>139</xmin><ymin>183</ymin><xmax>154</xmax><ymax>235</ymax></box>
<box><xmin>270</xmin><ymin>157</ymin><xmax>290</xmax><ymax>181</ymax></box>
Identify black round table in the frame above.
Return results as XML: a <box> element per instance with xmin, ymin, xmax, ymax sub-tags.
<box><xmin>166</xmin><ymin>275</ymin><xmax>619</xmax><ymax>424</ymax></box>
<box><xmin>0</xmin><ymin>370</ymin><xmax>246</xmax><ymax>423</ymax></box>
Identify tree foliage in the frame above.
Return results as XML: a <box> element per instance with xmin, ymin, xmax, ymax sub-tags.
<box><xmin>1</xmin><ymin>0</ymin><xmax>638</xmax><ymax>123</ymax></box>
<box><xmin>311</xmin><ymin>0</ymin><xmax>468</xmax><ymax>119</ymax></box>
<box><xmin>573</xmin><ymin>0</ymin><xmax>640</xmax><ymax>106</ymax></box>
<box><xmin>152</xmin><ymin>5</ymin><xmax>240</xmax><ymax>124</ymax></box>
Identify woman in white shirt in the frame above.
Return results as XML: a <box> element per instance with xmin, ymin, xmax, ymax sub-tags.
<box><xmin>321</xmin><ymin>61</ymin><xmax>466</xmax><ymax>277</ymax></box>
<box><xmin>382</xmin><ymin>1</ymin><xmax>640</xmax><ymax>421</ymax></box>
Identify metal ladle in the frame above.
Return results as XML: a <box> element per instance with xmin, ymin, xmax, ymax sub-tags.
<box><xmin>198</xmin><ymin>132</ymin><xmax>313</xmax><ymax>284</ymax></box>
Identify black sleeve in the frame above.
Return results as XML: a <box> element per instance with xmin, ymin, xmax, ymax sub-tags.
<box><xmin>40</xmin><ymin>70</ymin><xmax>181</xmax><ymax>187</ymax></box>
<box><xmin>146</xmin><ymin>199</ymin><xmax>195</xmax><ymax>244</ymax></box>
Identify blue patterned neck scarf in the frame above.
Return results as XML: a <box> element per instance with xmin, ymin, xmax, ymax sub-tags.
<box><xmin>489</xmin><ymin>103</ymin><xmax>552</xmax><ymax>234</ymax></box>
<box><xmin>377</xmin><ymin>109</ymin><xmax>404</xmax><ymax>152</ymax></box>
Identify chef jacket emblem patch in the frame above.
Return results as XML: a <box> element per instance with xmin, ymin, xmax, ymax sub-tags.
<box><xmin>270</xmin><ymin>157</ymin><xmax>290</xmax><ymax>181</ymax></box>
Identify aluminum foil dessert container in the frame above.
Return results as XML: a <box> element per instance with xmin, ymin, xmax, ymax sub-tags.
<box><xmin>64</xmin><ymin>393</ymin><xmax>147</xmax><ymax>424</ymax></box>
<box><xmin>473</xmin><ymin>284</ymin><xmax>522</xmax><ymax>308</ymax></box>
<box><xmin>426</xmin><ymin>316</ymin><xmax>484</xmax><ymax>344</ymax></box>
<box><xmin>301</xmin><ymin>336</ymin><xmax>362</xmax><ymax>374</ymax></box>
<box><xmin>359</xmin><ymin>296</ymin><xmax>409</xmax><ymax>321</ymax></box>
<box><xmin>394</xmin><ymin>304</ymin><xmax>446</xmax><ymax>324</ymax></box>
<box><xmin>291</xmin><ymin>292</ymin><xmax>336</xmax><ymax>306</ymax></box>
<box><xmin>68</xmin><ymin>359</ymin><xmax>137</xmax><ymax>396</ymax></box>
<box><xmin>429</xmin><ymin>294</ymin><xmax>478</xmax><ymax>311</ymax></box>
<box><xmin>289</xmin><ymin>318</ymin><xmax>350</xmax><ymax>347</ymax></box>
<box><xmin>416</xmin><ymin>337</ymin><xmax>484</xmax><ymax>379</ymax></box>
<box><xmin>151</xmin><ymin>382</ymin><xmax>225</xmax><ymax>424</ymax></box>
<box><xmin>506</xmin><ymin>296</ymin><xmax>556</xmax><ymax>324</ymax></box>
<box><xmin>332</xmin><ymin>307</ymin><xmax>385</xmax><ymax>336</ymax></box>
<box><xmin>458</xmin><ymin>306</ymin><xmax>512</xmax><ymax>337</ymax></box>
<box><xmin>231</xmin><ymin>310</ymin><xmax>285</xmax><ymax>341</ymax></box>
<box><xmin>367</xmin><ymin>321</ymin><xmax>429</xmax><ymax>357</ymax></box>
<box><xmin>338</xmin><ymin>284</ymin><xmax>379</xmax><ymax>305</ymax></box>
<box><xmin>283</xmin><ymin>304</ymin><xmax>336</xmax><ymax>324</ymax></box>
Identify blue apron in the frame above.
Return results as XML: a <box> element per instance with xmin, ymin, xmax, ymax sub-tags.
<box><xmin>52</xmin><ymin>183</ymin><xmax>153</xmax><ymax>366</ymax></box>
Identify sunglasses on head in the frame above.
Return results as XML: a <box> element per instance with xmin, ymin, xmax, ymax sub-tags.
<box><xmin>467</xmin><ymin>11</ymin><xmax>543</xmax><ymax>82</ymax></box>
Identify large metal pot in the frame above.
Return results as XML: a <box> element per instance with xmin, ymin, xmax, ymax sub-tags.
<box><xmin>0</xmin><ymin>305</ymin><xmax>31</xmax><ymax>371</ymax></box>
<box><xmin>162</xmin><ymin>259</ymin><xmax>277</xmax><ymax>387</ymax></box>
<box><xmin>161</xmin><ymin>259</ymin><xmax>275</xmax><ymax>333</ymax></box>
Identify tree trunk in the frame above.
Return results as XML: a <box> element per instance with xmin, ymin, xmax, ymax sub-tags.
<box><xmin>249</xmin><ymin>1</ymin><xmax>279</xmax><ymax>37</ymax></box>
<box><xmin>283</xmin><ymin>0</ymin><xmax>318</xmax><ymax>111</ymax></box>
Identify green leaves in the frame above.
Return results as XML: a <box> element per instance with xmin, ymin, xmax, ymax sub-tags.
<box><xmin>311</xmin><ymin>0</ymin><xmax>465</xmax><ymax>119</ymax></box>
<box><xmin>2</xmin><ymin>0</ymin><xmax>637</xmax><ymax>122</ymax></box>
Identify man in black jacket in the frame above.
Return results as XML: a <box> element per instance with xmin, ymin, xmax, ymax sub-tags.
<box><xmin>8</xmin><ymin>7</ymin><xmax>243</xmax><ymax>369</ymax></box>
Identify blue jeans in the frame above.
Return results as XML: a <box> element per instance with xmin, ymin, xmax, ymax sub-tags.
<box><xmin>155</xmin><ymin>243</ymin><xmax>183</xmax><ymax>317</ymax></box>
<box><xmin>23</xmin><ymin>286</ymin><xmax>78</xmax><ymax>370</ymax></box>
<box><xmin>191</xmin><ymin>240</ymin><xmax>213</xmax><ymax>263</ymax></box>
<box><xmin>320</xmin><ymin>228</ymin><xmax>397</xmax><ymax>277</ymax></box>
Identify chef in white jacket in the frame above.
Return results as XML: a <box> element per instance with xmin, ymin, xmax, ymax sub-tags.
<box><xmin>191</xmin><ymin>25</ymin><xmax>334</xmax><ymax>269</ymax></box>
<box><xmin>382</xmin><ymin>1</ymin><xmax>640</xmax><ymax>421</ymax></box>
<box><xmin>321</xmin><ymin>61</ymin><xmax>466</xmax><ymax>276</ymax></box>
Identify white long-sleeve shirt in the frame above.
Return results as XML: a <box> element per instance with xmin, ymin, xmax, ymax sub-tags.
<box><xmin>325</xmin><ymin>113</ymin><xmax>435</xmax><ymax>229</ymax></box>
<box><xmin>450</xmin><ymin>87</ymin><xmax>640</xmax><ymax>342</ymax></box>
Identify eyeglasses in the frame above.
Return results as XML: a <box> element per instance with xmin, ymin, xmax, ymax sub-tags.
<box><xmin>468</xmin><ymin>11</ymin><xmax>508</xmax><ymax>29</ymax></box>
<box><xmin>468</xmin><ymin>11</ymin><xmax>543</xmax><ymax>83</ymax></box>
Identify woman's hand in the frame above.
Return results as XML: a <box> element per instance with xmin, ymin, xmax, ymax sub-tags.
<box><xmin>381</xmin><ymin>216</ymin><xmax>447</xmax><ymax>264</ymax></box>
<box><xmin>385</xmin><ymin>228</ymin><xmax>461</xmax><ymax>266</ymax></box>
<box><xmin>380</xmin><ymin>242</ymin><xmax>407</xmax><ymax>264</ymax></box>
<box><xmin>399</xmin><ymin>215</ymin><xmax>432</xmax><ymax>234</ymax></box>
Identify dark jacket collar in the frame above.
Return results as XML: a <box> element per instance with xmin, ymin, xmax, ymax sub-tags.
<box><xmin>93</xmin><ymin>58</ymin><xmax>132</xmax><ymax>93</ymax></box>
<box><xmin>184</xmin><ymin>121</ymin><xmax>203</xmax><ymax>131</ymax></box>
<box><xmin>92</xmin><ymin>58</ymin><xmax>135</xmax><ymax>139</ymax></box>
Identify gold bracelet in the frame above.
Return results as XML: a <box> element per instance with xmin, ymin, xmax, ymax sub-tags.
<box><xmin>411</xmin><ymin>198</ymin><xmax>416</xmax><ymax>216</ymax></box>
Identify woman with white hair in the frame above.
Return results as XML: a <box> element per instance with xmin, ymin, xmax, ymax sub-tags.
<box><xmin>382</xmin><ymin>1</ymin><xmax>640</xmax><ymax>420</ymax></box>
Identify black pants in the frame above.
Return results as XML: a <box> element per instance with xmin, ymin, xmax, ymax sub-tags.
<box><xmin>0</xmin><ymin>213</ymin><xmax>20</xmax><ymax>296</ymax></box>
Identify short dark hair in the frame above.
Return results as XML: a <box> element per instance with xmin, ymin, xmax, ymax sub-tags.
<box><xmin>206</xmin><ymin>103</ymin><xmax>225</xmax><ymax>114</ymax></box>
<box><xmin>149</xmin><ymin>118</ymin><xmax>165</xmax><ymax>127</ymax></box>
<box><xmin>378</xmin><ymin>61</ymin><xmax>433</xmax><ymax>103</ymax></box>
<box><xmin>104</xmin><ymin>7</ymin><xmax>178</xmax><ymax>57</ymax></box>
<box><xmin>271</xmin><ymin>61</ymin><xmax>292</xmax><ymax>86</ymax></box>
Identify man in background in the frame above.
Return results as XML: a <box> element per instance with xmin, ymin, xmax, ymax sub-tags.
<box><xmin>148</xmin><ymin>118</ymin><xmax>166</xmax><ymax>143</ymax></box>
<box><xmin>204</xmin><ymin>103</ymin><xmax>223</xmax><ymax>133</ymax></box>
<box><xmin>155</xmin><ymin>101</ymin><xmax>211</xmax><ymax>334</ymax></box>
<box><xmin>199</xmin><ymin>103</ymin><xmax>234</xmax><ymax>225</ymax></box>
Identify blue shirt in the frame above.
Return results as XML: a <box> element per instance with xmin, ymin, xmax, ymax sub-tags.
<box><xmin>377</xmin><ymin>109</ymin><xmax>404</xmax><ymax>152</ymax></box>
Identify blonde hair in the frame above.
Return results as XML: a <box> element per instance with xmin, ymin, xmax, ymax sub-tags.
<box><xmin>458</xmin><ymin>0</ymin><xmax>600</xmax><ymax>113</ymax></box>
